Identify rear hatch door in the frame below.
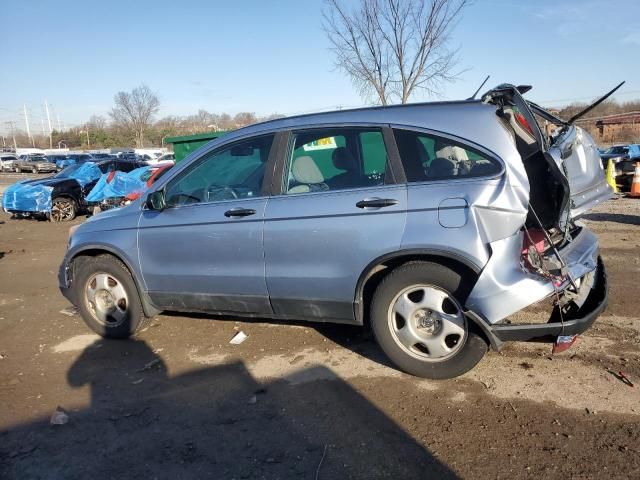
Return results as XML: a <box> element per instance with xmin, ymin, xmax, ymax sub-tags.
<box><xmin>544</xmin><ymin>123</ymin><xmax>611</xmax><ymax>219</ymax></box>
<box><xmin>484</xmin><ymin>84</ymin><xmax>612</xmax><ymax>224</ymax></box>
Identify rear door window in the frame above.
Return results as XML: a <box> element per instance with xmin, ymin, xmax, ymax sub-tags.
<box><xmin>285</xmin><ymin>127</ymin><xmax>389</xmax><ymax>194</ymax></box>
<box><xmin>393</xmin><ymin>129</ymin><xmax>501</xmax><ymax>181</ymax></box>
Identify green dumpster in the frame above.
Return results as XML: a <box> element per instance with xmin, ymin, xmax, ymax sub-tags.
<box><xmin>164</xmin><ymin>131</ymin><xmax>229</xmax><ymax>163</ymax></box>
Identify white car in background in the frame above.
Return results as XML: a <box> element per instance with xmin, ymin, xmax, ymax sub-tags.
<box><xmin>1</xmin><ymin>153</ymin><xmax>19</xmax><ymax>172</ymax></box>
<box><xmin>145</xmin><ymin>152</ymin><xmax>175</xmax><ymax>165</ymax></box>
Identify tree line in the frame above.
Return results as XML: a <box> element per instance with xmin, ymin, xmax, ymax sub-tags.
<box><xmin>5</xmin><ymin>106</ymin><xmax>283</xmax><ymax>150</ymax></box>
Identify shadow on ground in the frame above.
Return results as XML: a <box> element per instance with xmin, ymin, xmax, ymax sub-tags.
<box><xmin>582</xmin><ymin>212</ymin><xmax>640</xmax><ymax>225</ymax></box>
<box><xmin>0</xmin><ymin>339</ymin><xmax>456</xmax><ymax>479</ymax></box>
<box><xmin>164</xmin><ymin>311</ymin><xmax>399</xmax><ymax>370</ymax></box>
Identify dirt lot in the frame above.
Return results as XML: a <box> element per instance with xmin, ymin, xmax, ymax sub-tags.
<box><xmin>1</xmin><ymin>191</ymin><xmax>639</xmax><ymax>479</ymax></box>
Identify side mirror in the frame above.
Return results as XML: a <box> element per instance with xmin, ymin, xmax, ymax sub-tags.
<box><xmin>146</xmin><ymin>190</ymin><xmax>166</xmax><ymax>211</ymax></box>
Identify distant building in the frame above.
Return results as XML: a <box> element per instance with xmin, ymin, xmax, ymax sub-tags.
<box><xmin>594</xmin><ymin>112</ymin><xmax>640</xmax><ymax>144</ymax></box>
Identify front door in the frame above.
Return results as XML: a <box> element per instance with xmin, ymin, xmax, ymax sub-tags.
<box><xmin>138</xmin><ymin>134</ymin><xmax>276</xmax><ymax>315</ymax></box>
<box><xmin>263</xmin><ymin>126</ymin><xmax>407</xmax><ymax>322</ymax></box>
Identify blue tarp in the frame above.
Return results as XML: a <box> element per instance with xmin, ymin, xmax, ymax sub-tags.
<box><xmin>56</xmin><ymin>159</ymin><xmax>76</xmax><ymax>169</ymax></box>
<box><xmin>64</xmin><ymin>162</ymin><xmax>102</xmax><ymax>187</ymax></box>
<box><xmin>1</xmin><ymin>163</ymin><xmax>102</xmax><ymax>214</ymax></box>
<box><xmin>2</xmin><ymin>181</ymin><xmax>53</xmax><ymax>213</ymax></box>
<box><xmin>86</xmin><ymin>166</ymin><xmax>151</xmax><ymax>203</ymax></box>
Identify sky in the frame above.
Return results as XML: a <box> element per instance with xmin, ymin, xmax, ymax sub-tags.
<box><xmin>1</xmin><ymin>0</ymin><xmax>639</xmax><ymax>134</ymax></box>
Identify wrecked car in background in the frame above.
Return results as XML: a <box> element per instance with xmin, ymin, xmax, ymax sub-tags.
<box><xmin>86</xmin><ymin>164</ymin><xmax>172</xmax><ymax>212</ymax></box>
<box><xmin>59</xmin><ymin>83</ymin><xmax>611</xmax><ymax>379</ymax></box>
<box><xmin>3</xmin><ymin>159</ymin><xmax>146</xmax><ymax>221</ymax></box>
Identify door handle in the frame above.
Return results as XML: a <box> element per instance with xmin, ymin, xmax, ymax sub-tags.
<box><xmin>224</xmin><ymin>208</ymin><xmax>256</xmax><ymax>218</ymax></box>
<box><xmin>356</xmin><ymin>198</ymin><xmax>399</xmax><ymax>209</ymax></box>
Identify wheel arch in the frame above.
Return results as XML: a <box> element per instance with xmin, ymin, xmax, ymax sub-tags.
<box><xmin>354</xmin><ymin>249</ymin><xmax>482</xmax><ymax>326</ymax></box>
<box><xmin>68</xmin><ymin>246</ymin><xmax>161</xmax><ymax>318</ymax></box>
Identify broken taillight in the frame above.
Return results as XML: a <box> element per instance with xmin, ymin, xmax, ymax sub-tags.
<box><xmin>514</xmin><ymin>110</ymin><xmax>534</xmax><ymax>136</ymax></box>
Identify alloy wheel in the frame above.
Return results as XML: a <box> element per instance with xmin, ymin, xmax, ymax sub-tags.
<box><xmin>50</xmin><ymin>198</ymin><xmax>75</xmax><ymax>222</ymax></box>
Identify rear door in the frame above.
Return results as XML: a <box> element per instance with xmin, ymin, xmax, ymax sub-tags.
<box><xmin>484</xmin><ymin>84</ymin><xmax>611</xmax><ymax>222</ymax></box>
<box><xmin>263</xmin><ymin>126</ymin><xmax>407</xmax><ymax>322</ymax></box>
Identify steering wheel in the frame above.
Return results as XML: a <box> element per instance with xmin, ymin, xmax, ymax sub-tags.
<box><xmin>170</xmin><ymin>193</ymin><xmax>201</xmax><ymax>205</ymax></box>
<box><xmin>206</xmin><ymin>185</ymin><xmax>239</xmax><ymax>202</ymax></box>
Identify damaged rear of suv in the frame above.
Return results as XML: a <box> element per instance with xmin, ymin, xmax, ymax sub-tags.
<box><xmin>59</xmin><ymin>83</ymin><xmax>611</xmax><ymax>379</ymax></box>
<box><xmin>466</xmin><ymin>84</ymin><xmax>610</xmax><ymax>349</ymax></box>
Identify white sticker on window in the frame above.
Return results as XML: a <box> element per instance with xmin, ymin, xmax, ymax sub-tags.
<box><xmin>303</xmin><ymin>137</ymin><xmax>337</xmax><ymax>151</ymax></box>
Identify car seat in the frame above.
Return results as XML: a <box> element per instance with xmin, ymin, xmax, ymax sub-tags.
<box><xmin>288</xmin><ymin>156</ymin><xmax>329</xmax><ymax>193</ymax></box>
<box><xmin>426</xmin><ymin>157</ymin><xmax>457</xmax><ymax>178</ymax></box>
<box><xmin>329</xmin><ymin>147</ymin><xmax>360</xmax><ymax>189</ymax></box>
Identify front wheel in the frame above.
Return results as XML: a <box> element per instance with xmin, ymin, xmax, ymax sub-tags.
<box><xmin>73</xmin><ymin>255</ymin><xmax>149</xmax><ymax>338</ymax></box>
<box><xmin>370</xmin><ymin>261</ymin><xmax>487</xmax><ymax>379</ymax></box>
<box><xmin>50</xmin><ymin>197</ymin><xmax>77</xmax><ymax>222</ymax></box>
<box><xmin>31</xmin><ymin>166</ymin><xmax>37</xmax><ymax>174</ymax></box>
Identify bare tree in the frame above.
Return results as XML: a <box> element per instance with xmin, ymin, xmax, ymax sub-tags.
<box><xmin>323</xmin><ymin>0</ymin><xmax>468</xmax><ymax>105</ymax></box>
<box><xmin>110</xmin><ymin>85</ymin><xmax>160</xmax><ymax>147</ymax></box>
<box><xmin>87</xmin><ymin>115</ymin><xmax>107</xmax><ymax>130</ymax></box>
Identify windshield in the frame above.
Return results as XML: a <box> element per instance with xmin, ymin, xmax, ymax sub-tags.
<box><xmin>55</xmin><ymin>164</ymin><xmax>84</xmax><ymax>178</ymax></box>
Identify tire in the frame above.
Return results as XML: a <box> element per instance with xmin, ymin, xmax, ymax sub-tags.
<box><xmin>50</xmin><ymin>197</ymin><xmax>77</xmax><ymax>222</ymax></box>
<box><xmin>370</xmin><ymin>261</ymin><xmax>488</xmax><ymax>379</ymax></box>
<box><xmin>73</xmin><ymin>255</ymin><xmax>149</xmax><ymax>338</ymax></box>
<box><xmin>31</xmin><ymin>166</ymin><xmax>37</xmax><ymax>174</ymax></box>
<box><xmin>15</xmin><ymin>167</ymin><xmax>20</xmax><ymax>173</ymax></box>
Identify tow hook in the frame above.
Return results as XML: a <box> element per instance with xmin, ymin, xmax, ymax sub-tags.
<box><xmin>552</xmin><ymin>335</ymin><xmax>578</xmax><ymax>354</ymax></box>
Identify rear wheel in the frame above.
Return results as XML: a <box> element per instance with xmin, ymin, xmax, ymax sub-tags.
<box><xmin>50</xmin><ymin>197</ymin><xmax>77</xmax><ymax>222</ymax></box>
<box><xmin>370</xmin><ymin>261</ymin><xmax>487</xmax><ymax>379</ymax></box>
<box><xmin>15</xmin><ymin>166</ymin><xmax>20</xmax><ymax>173</ymax></box>
<box><xmin>73</xmin><ymin>255</ymin><xmax>149</xmax><ymax>338</ymax></box>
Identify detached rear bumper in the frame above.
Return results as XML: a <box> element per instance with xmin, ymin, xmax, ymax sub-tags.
<box><xmin>489</xmin><ymin>256</ymin><xmax>607</xmax><ymax>342</ymax></box>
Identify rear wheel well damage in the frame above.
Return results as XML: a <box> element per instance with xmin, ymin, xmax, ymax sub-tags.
<box><xmin>69</xmin><ymin>249</ymin><xmax>161</xmax><ymax>318</ymax></box>
<box><xmin>355</xmin><ymin>253</ymin><xmax>499</xmax><ymax>347</ymax></box>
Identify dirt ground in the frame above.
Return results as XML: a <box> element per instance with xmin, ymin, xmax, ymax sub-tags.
<box><xmin>0</xmin><ymin>188</ymin><xmax>639</xmax><ymax>479</ymax></box>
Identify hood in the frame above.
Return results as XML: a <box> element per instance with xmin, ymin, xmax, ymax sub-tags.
<box><xmin>18</xmin><ymin>177</ymin><xmax>79</xmax><ymax>188</ymax></box>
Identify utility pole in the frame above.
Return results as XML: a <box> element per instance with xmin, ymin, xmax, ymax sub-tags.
<box><xmin>45</xmin><ymin>101</ymin><xmax>53</xmax><ymax>149</ymax></box>
<box><xmin>23</xmin><ymin>104</ymin><xmax>34</xmax><ymax>147</ymax></box>
<box><xmin>56</xmin><ymin>113</ymin><xmax>61</xmax><ymax>131</ymax></box>
<box><xmin>5</xmin><ymin>121</ymin><xmax>17</xmax><ymax>149</ymax></box>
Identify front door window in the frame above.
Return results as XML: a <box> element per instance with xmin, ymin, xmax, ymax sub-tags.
<box><xmin>165</xmin><ymin>135</ymin><xmax>274</xmax><ymax>206</ymax></box>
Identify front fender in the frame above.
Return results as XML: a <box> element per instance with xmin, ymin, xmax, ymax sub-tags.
<box><xmin>59</xmin><ymin>233</ymin><xmax>161</xmax><ymax>317</ymax></box>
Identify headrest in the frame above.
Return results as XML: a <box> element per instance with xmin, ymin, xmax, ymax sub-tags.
<box><xmin>332</xmin><ymin>147</ymin><xmax>357</xmax><ymax>171</ymax></box>
<box><xmin>292</xmin><ymin>156</ymin><xmax>324</xmax><ymax>184</ymax></box>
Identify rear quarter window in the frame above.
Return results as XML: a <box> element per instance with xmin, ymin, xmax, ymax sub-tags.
<box><xmin>393</xmin><ymin>129</ymin><xmax>501</xmax><ymax>182</ymax></box>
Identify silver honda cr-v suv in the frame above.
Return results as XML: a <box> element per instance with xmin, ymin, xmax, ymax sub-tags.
<box><xmin>59</xmin><ymin>84</ymin><xmax>610</xmax><ymax>379</ymax></box>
